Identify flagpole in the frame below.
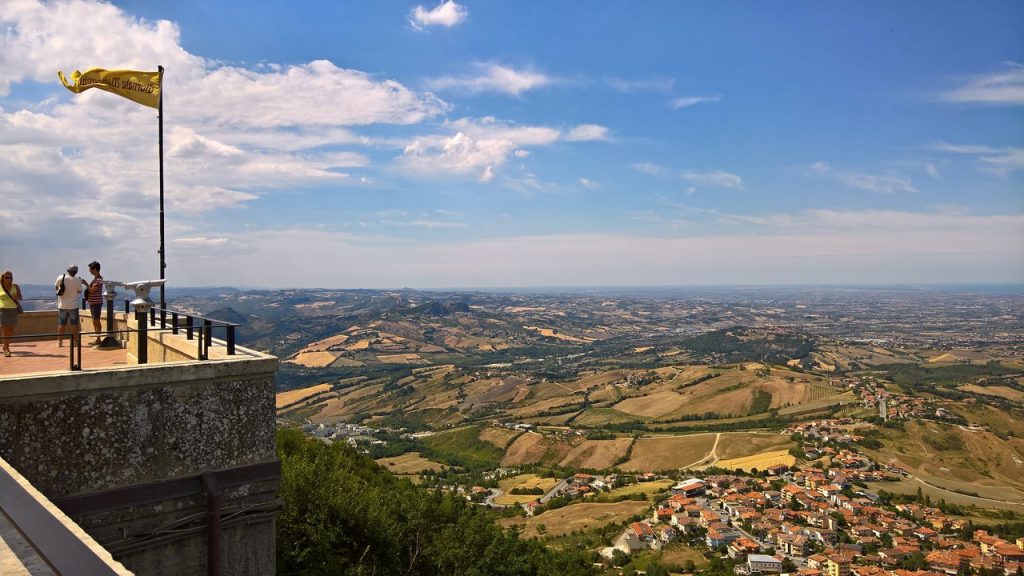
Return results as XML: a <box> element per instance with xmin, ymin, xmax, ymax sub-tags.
<box><xmin>158</xmin><ymin>65</ymin><xmax>166</xmax><ymax>312</ymax></box>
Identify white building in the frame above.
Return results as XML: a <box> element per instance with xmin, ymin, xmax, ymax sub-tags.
<box><xmin>747</xmin><ymin>554</ymin><xmax>784</xmax><ymax>574</ymax></box>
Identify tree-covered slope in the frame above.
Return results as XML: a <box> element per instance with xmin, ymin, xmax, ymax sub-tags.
<box><xmin>276</xmin><ymin>428</ymin><xmax>594</xmax><ymax>576</ymax></box>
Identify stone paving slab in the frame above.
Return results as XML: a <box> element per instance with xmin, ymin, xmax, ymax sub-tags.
<box><xmin>0</xmin><ymin>340</ymin><xmax>129</xmax><ymax>378</ymax></box>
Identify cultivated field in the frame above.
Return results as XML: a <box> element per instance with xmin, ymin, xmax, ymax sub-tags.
<box><xmin>498</xmin><ymin>501</ymin><xmax>650</xmax><ymax>538</ymax></box>
<box><xmin>296</xmin><ymin>333</ymin><xmax>349</xmax><ymax>353</ymax></box>
<box><xmin>959</xmin><ymin>385</ymin><xmax>1024</xmax><ymax>402</ymax></box>
<box><xmin>501</xmin><ymin>432</ymin><xmax>573</xmax><ymax>466</ymax></box>
<box><xmin>375</xmin><ymin>452</ymin><xmax>445</xmax><ymax>475</ymax></box>
<box><xmin>375</xmin><ymin>353</ymin><xmax>427</xmax><ymax>364</ymax></box>
<box><xmin>478</xmin><ymin>427</ymin><xmax>522</xmax><ymax>449</ymax></box>
<box><xmin>310</xmin><ymin>383</ymin><xmax>385</xmax><ymax>423</ymax></box>
<box><xmin>493</xmin><ymin>474</ymin><xmax>560</xmax><ymax>506</ymax></box>
<box><xmin>571</xmin><ymin>408</ymin><xmax>640</xmax><ymax>427</ymax></box>
<box><xmin>611</xmin><ymin>365</ymin><xmax>839</xmax><ymax>420</ymax></box>
<box><xmin>620</xmin><ymin>434</ymin><xmax>717</xmax><ymax>472</ymax></box>
<box><xmin>716</xmin><ymin>449</ymin><xmax>795</xmax><ymax>471</ymax></box>
<box><xmin>604</xmin><ymin>479</ymin><xmax>674</xmax><ymax>498</ymax></box>
<box><xmin>499</xmin><ymin>434</ymin><xmax>634</xmax><ymax>469</ymax></box>
<box><xmin>559</xmin><ymin>438</ymin><xmax>634</xmax><ymax>469</ymax></box>
<box><xmin>288</xmin><ymin>351</ymin><xmax>338</xmax><ymax>368</ymax></box>
<box><xmin>275</xmin><ymin>383</ymin><xmax>333</xmax><ymax>409</ymax></box>
<box><xmin>715</xmin><ymin>433</ymin><xmax>792</xmax><ymax>460</ymax></box>
<box><xmin>658</xmin><ymin>542</ymin><xmax>709</xmax><ymax>569</ymax></box>
<box><xmin>523</xmin><ymin>326</ymin><xmax>593</xmax><ymax>343</ymax></box>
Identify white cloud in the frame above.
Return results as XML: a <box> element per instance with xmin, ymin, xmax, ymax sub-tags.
<box><xmin>929</xmin><ymin>142</ymin><xmax>999</xmax><ymax>155</ymax></box>
<box><xmin>427</xmin><ymin>63</ymin><xmax>551</xmax><ymax>96</ymax></box>
<box><xmin>0</xmin><ymin>0</ymin><xmax>199</xmax><ymax>95</ymax></box>
<box><xmin>977</xmin><ymin>149</ymin><xmax>1024</xmax><ymax>175</ymax></box>
<box><xmin>802</xmin><ymin>162</ymin><xmax>916</xmax><ymax>194</ymax></box>
<box><xmin>669</xmin><ymin>95</ymin><xmax>721</xmax><ymax>109</ymax></box>
<box><xmin>929</xmin><ymin>141</ymin><xmax>1024</xmax><ymax>175</ymax></box>
<box><xmin>839</xmin><ymin>173</ymin><xmax>916</xmax><ymax>194</ymax></box>
<box><xmin>398</xmin><ymin>117</ymin><xmax>608</xmax><ymax>182</ymax></box>
<box><xmin>804</xmin><ymin>161</ymin><xmax>831</xmax><ymax>175</ymax></box>
<box><xmin>402</xmin><ymin>131</ymin><xmax>519</xmax><ymax>181</ymax></box>
<box><xmin>579</xmin><ymin>178</ymin><xmax>598</xmax><ymax>189</ymax></box>
<box><xmin>0</xmin><ymin>0</ymin><xmax>451</xmax><ymax>274</ymax></box>
<box><xmin>607</xmin><ymin>76</ymin><xmax>675</xmax><ymax>94</ymax></box>
<box><xmin>564</xmin><ymin>124</ymin><xmax>610</xmax><ymax>142</ymax></box>
<box><xmin>631</xmin><ymin>162</ymin><xmax>668</xmax><ymax>176</ymax></box>
<box><xmin>680</xmin><ymin>169</ymin><xmax>743</xmax><ymax>189</ymax></box>
<box><xmin>408</xmin><ymin>1</ymin><xmax>468</xmax><ymax>30</ymax></box>
<box><xmin>939</xmin><ymin>63</ymin><xmax>1024</xmax><ymax>105</ymax></box>
<box><xmin>180</xmin><ymin>61</ymin><xmax>448</xmax><ymax>128</ymax></box>
<box><xmin>633</xmin><ymin>162</ymin><xmax>741</xmax><ymax>189</ymax></box>
<box><xmin>380</xmin><ymin>219</ymin><xmax>468</xmax><ymax>229</ymax></box>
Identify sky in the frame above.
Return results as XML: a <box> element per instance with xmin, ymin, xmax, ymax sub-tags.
<box><xmin>1</xmin><ymin>0</ymin><xmax>1022</xmax><ymax>289</ymax></box>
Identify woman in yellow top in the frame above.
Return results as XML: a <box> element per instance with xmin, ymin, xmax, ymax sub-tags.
<box><xmin>0</xmin><ymin>270</ymin><xmax>23</xmax><ymax>357</ymax></box>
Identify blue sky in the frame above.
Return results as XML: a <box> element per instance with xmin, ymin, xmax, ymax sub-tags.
<box><xmin>1</xmin><ymin>1</ymin><xmax>1021</xmax><ymax>287</ymax></box>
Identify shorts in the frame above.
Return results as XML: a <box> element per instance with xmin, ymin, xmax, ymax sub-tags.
<box><xmin>58</xmin><ymin>308</ymin><xmax>80</xmax><ymax>326</ymax></box>
<box><xmin>0</xmin><ymin>308</ymin><xmax>17</xmax><ymax>327</ymax></box>
<box><xmin>90</xmin><ymin>303</ymin><xmax>103</xmax><ymax>319</ymax></box>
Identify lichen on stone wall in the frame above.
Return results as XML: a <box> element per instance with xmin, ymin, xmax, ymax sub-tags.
<box><xmin>1</xmin><ymin>374</ymin><xmax>275</xmax><ymax>497</ymax></box>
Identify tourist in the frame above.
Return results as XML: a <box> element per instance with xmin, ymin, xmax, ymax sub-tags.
<box><xmin>87</xmin><ymin>261</ymin><xmax>105</xmax><ymax>345</ymax></box>
<box><xmin>55</xmin><ymin>265</ymin><xmax>87</xmax><ymax>347</ymax></box>
<box><xmin>0</xmin><ymin>270</ymin><xmax>23</xmax><ymax>357</ymax></box>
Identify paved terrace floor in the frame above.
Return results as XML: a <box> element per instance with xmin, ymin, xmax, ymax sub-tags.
<box><xmin>0</xmin><ymin>340</ymin><xmax>132</xmax><ymax>377</ymax></box>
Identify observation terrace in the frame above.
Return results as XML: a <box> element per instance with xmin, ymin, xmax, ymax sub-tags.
<box><xmin>0</xmin><ymin>299</ymin><xmax>280</xmax><ymax>575</ymax></box>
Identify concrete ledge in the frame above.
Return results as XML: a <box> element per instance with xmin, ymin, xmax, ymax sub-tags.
<box><xmin>0</xmin><ymin>351</ymin><xmax>276</xmax><ymax>400</ymax></box>
<box><xmin>0</xmin><ymin>455</ymin><xmax>133</xmax><ymax>576</ymax></box>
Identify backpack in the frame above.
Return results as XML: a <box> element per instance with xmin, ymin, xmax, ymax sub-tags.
<box><xmin>56</xmin><ymin>274</ymin><xmax>66</xmax><ymax>296</ymax></box>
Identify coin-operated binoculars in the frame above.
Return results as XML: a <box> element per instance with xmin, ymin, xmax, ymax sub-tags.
<box><xmin>96</xmin><ymin>279</ymin><xmax>125</xmax><ymax>349</ymax></box>
<box><xmin>124</xmin><ymin>280</ymin><xmax>166</xmax><ymax>363</ymax></box>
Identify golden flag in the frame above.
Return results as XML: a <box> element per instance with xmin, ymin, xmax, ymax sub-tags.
<box><xmin>58</xmin><ymin>68</ymin><xmax>161</xmax><ymax>109</ymax></box>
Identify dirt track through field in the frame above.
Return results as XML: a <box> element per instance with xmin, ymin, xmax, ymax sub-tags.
<box><xmin>913</xmin><ymin>476</ymin><xmax>1023</xmax><ymax>506</ymax></box>
<box><xmin>685</xmin><ymin>433</ymin><xmax>721</xmax><ymax>468</ymax></box>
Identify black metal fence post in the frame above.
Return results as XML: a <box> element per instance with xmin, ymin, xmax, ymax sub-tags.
<box><xmin>136</xmin><ymin>310</ymin><xmax>148</xmax><ymax>364</ymax></box>
<box><xmin>203</xmin><ymin>319</ymin><xmax>212</xmax><ymax>360</ymax></box>
<box><xmin>172</xmin><ymin>312</ymin><xmax>179</xmax><ymax>335</ymax></box>
<box><xmin>226</xmin><ymin>325</ymin><xmax>235</xmax><ymax>356</ymax></box>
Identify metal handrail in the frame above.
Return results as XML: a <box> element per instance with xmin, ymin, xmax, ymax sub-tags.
<box><xmin>5</xmin><ymin>300</ymin><xmax>241</xmax><ymax>367</ymax></box>
<box><xmin>2</xmin><ymin>322</ymin><xmax>236</xmax><ymax>372</ymax></box>
<box><xmin>147</xmin><ymin>306</ymin><xmax>238</xmax><ymax>357</ymax></box>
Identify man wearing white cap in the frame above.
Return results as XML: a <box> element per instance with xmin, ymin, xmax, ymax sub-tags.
<box><xmin>55</xmin><ymin>265</ymin><xmax>88</xmax><ymax>347</ymax></box>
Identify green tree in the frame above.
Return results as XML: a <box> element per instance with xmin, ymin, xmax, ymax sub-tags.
<box><xmin>276</xmin><ymin>428</ymin><xmax>594</xmax><ymax>575</ymax></box>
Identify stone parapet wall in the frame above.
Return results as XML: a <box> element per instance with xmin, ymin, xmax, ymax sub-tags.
<box><xmin>0</xmin><ymin>350</ymin><xmax>280</xmax><ymax>575</ymax></box>
<box><xmin>0</xmin><ymin>356</ymin><xmax>276</xmax><ymax>496</ymax></box>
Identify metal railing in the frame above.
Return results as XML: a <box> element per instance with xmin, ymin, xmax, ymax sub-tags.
<box><xmin>145</xmin><ymin>307</ymin><xmax>239</xmax><ymax>360</ymax></box>
<box><xmin>3</xmin><ymin>304</ymin><xmax>240</xmax><ymax>371</ymax></box>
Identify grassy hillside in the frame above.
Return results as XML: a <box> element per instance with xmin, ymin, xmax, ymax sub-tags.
<box><xmin>421</xmin><ymin>425</ymin><xmax>506</xmax><ymax>469</ymax></box>
<box><xmin>865</xmin><ymin>421</ymin><xmax>1024</xmax><ymax>502</ymax></box>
